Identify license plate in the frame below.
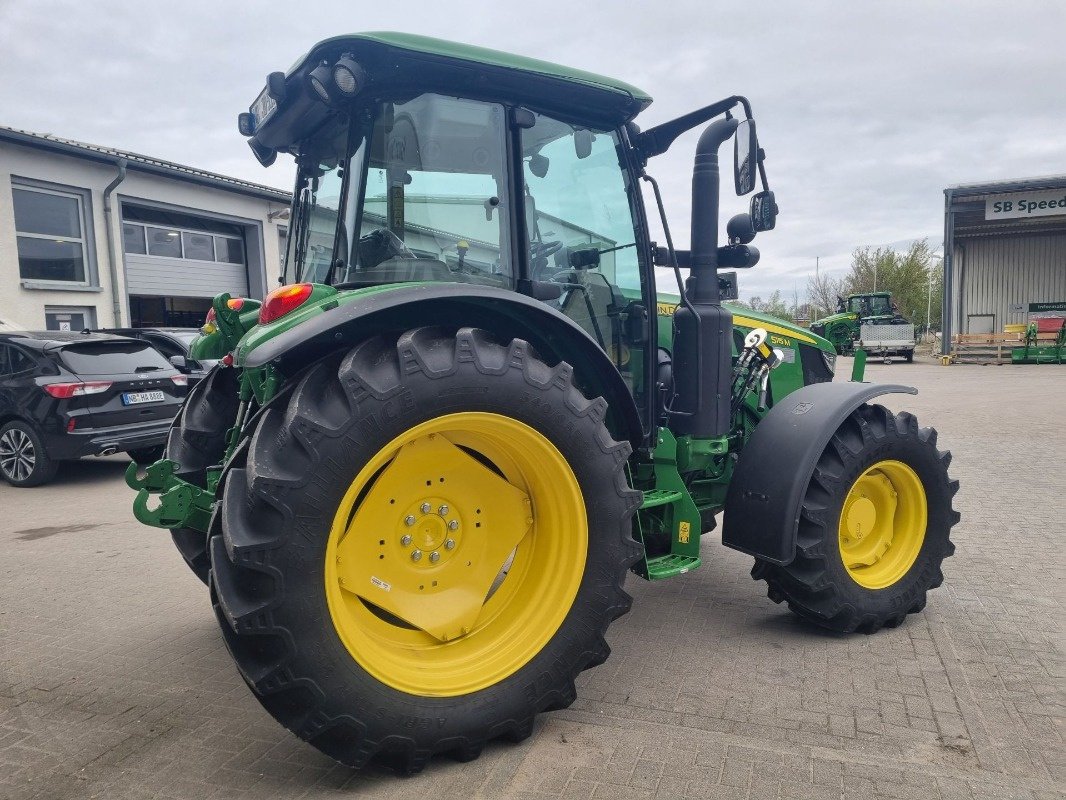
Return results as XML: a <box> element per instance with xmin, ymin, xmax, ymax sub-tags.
<box><xmin>122</xmin><ymin>390</ymin><xmax>165</xmax><ymax>406</ymax></box>
<box><xmin>250</xmin><ymin>86</ymin><xmax>278</xmax><ymax>129</ymax></box>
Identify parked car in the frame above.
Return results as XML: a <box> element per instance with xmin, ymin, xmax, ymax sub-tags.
<box><xmin>93</xmin><ymin>327</ymin><xmax>215</xmax><ymax>387</ymax></box>
<box><xmin>0</xmin><ymin>331</ymin><xmax>188</xmax><ymax>487</ymax></box>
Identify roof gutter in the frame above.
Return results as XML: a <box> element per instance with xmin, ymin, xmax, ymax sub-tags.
<box><xmin>103</xmin><ymin>159</ymin><xmax>127</xmax><ymax>326</ymax></box>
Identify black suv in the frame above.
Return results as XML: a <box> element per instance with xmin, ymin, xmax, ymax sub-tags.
<box><xmin>94</xmin><ymin>327</ymin><xmax>216</xmax><ymax>388</ymax></box>
<box><xmin>0</xmin><ymin>331</ymin><xmax>187</xmax><ymax>487</ymax></box>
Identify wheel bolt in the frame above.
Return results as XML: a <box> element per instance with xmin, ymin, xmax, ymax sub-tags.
<box><xmin>411</xmin><ymin>549</ymin><xmax>423</xmax><ymax>562</ymax></box>
<box><xmin>404</xmin><ymin>515</ymin><xmax>416</xmax><ymax>527</ymax></box>
<box><xmin>400</xmin><ymin>534</ymin><xmax>412</xmax><ymax>547</ymax></box>
<box><xmin>429</xmin><ymin>551</ymin><xmax>440</xmax><ymax>563</ymax></box>
<box><xmin>444</xmin><ymin>538</ymin><xmax>455</xmax><ymax>550</ymax></box>
<box><xmin>420</xmin><ymin>502</ymin><xmax>431</xmax><ymax>514</ymax></box>
<box><xmin>448</xmin><ymin>519</ymin><xmax>459</xmax><ymax>531</ymax></box>
<box><xmin>438</xmin><ymin>504</ymin><xmax>449</xmax><ymax>516</ymax></box>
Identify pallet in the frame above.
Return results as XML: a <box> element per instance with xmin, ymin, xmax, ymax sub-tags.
<box><xmin>947</xmin><ymin>332</ymin><xmax>1060</xmax><ymax>365</ymax></box>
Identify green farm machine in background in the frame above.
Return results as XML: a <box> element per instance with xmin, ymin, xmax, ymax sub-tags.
<box><xmin>128</xmin><ymin>34</ymin><xmax>959</xmax><ymax>772</ymax></box>
<box><xmin>810</xmin><ymin>291</ymin><xmax>910</xmax><ymax>354</ymax></box>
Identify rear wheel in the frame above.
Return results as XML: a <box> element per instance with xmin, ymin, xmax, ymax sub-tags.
<box><xmin>0</xmin><ymin>421</ymin><xmax>58</xmax><ymax>487</ymax></box>
<box><xmin>210</xmin><ymin>327</ymin><xmax>641</xmax><ymax>771</ymax></box>
<box><xmin>752</xmin><ymin>403</ymin><xmax>959</xmax><ymax>633</ymax></box>
<box><xmin>165</xmin><ymin>365</ymin><xmax>239</xmax><ymax>583</ymax></box>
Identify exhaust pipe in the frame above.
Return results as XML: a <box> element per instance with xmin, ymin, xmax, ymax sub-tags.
<box><xmin>100</xmin><ymin>446</ymin><xmax>119</xmax><ymax>456</ymax></box>
<box><xmin>670</xmin><ymin>117</ymin><xmax>739</xmax><ymax>438</ymax></box>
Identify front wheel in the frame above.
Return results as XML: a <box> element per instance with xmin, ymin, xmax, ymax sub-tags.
<box><xmin>752</xmin><ymin>403</ymin><xmax>959</xmax><ymax>633</ymax></box>
<box><xmin>210</xmin><ymin>327</ymin><xmax>641</xmax><ymax>771</ymax></box>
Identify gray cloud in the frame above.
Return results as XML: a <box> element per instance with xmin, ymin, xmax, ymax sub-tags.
<box><xmin>2</xmin><ymin>0</ymin><xmax>1062</xmax><ymax>299</ymax></box>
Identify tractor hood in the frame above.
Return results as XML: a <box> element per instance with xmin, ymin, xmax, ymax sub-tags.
<box><xmin>656</xmin><ymin>295</ymin><xmax>834</xmax><ymax>353</ymax></box>
<box><xmin>810</xmin><ymin>311</ymin><xmax>857</xmax><ymax>328</ymax></box>
<box><xmin>245</xmin><ymin>32</ymin><xmax>653</xmax><ymax>159</ymax></box>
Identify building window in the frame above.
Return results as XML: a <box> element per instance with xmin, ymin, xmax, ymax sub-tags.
<box><xmin>123</xmin><ymin>223</ymin><xmax>147</xmax><ymax>254</ymax></box>
<box><xmin>122</xmin><ymin>205</ymin><xmax>246</xmax><ymax>265</ymax></box>
<box><xmin>146</xmin><ymin>226</ymin><xmax>183</xmax><ymax>258</ymax></box>
<box><xmin>44</xmin><ymin>305</ymin><xmax>97</xmax><ymax>332</ymax></box>
<box><xmin>214</xmin><ymin>236</ymin><xmax>244</xmax><ymax>264</ymax></box>
<box><xmin>12</xmin><ymin>184</ymin><xmax>91</xmax><ymax>284</ymax></box>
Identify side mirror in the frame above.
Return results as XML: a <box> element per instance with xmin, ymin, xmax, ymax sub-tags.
<box><xmin>750</xmin><ymin>190</ymin><xmax>778</xmax><ymax>232</ymax></box>
<box><xmin>169</xmin><ymin>355</ymin><xmax>190</xmax><ymax>373</ymax></box>
<box><xmin>734</xmin><ymin>119</ymin><xmax>758</xmax><ymax>195</ymax></box>
<box><xmin>574</xmin><ymin>129</ymin><xmax>593</xmax><ymax>159</ymax></box>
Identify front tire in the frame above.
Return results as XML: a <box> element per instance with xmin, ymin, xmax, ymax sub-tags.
<box><xmin>210</xmin><ymin>327</ymin><xmax>641</xmax><ymax>771</ymax></box>
<box><xmin>752</xmin><ymin>403</ymin><xmax>959</xmax><ymax>633</ymax></box>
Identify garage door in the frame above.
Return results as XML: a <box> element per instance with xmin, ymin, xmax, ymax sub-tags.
<box><xmin>121</xmin><ymin>214</ymin><xmax>249</xmax><ymax>298</ymax></box>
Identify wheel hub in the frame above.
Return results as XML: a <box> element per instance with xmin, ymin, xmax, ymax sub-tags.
<box><xmin>837</xmin><ymin>460</ymin><xmax>928</xmax><ymax>589</ymax></box>
<box><xmin>335</xmin><ymin>431</ymin><xmax>532</xmax><ymax>642</ymax></box>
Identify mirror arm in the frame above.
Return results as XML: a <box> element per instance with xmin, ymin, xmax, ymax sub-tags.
<box><xmin>632</xmin><ymin>95</ymin><xmax>750</xmax><ymax>162</ymax></box>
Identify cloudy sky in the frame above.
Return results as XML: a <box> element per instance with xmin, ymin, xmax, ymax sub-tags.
<box><xmin>2</xmin><ymin>0</ymin><xmax>1063</xmax><ymax>299</ymax></box>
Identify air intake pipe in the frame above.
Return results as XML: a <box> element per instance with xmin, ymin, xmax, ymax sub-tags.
<box><xmin>670</xmin><ymin>117</ymin><xmax>738</xmax><ymax>438</ymax></box>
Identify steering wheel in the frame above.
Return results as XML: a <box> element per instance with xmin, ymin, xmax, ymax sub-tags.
<box><xmin>530</xmin><ymin>240</ymin><xmax>564</xmax><ymax>261</ymax></box>
<box><xmin>358</xmin><ymin>228</ymin><xmax>418</xmax><ymax>269</ymax></box>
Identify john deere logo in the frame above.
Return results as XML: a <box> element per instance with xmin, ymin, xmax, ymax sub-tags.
<box><xmin>792</xmin><ymin>402</ymin><xmax>814</xmax><ymax>415</ymax></box>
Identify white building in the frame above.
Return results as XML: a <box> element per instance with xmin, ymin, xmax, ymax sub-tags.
<box><xmin>0</xmin><ymin>126</ymin><xmax>291</xmax><ymax>331</ymax></box>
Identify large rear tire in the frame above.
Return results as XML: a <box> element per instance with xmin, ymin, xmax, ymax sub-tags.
<box><xmin>752</xmin><ymin>403</ymin><xmax>959</xmax><ymax>633</ymax></box>
<box><xmin>165</xmin><ymin>365</ymin><xmax>239</xmax><ymax>583</ymax></box>
<box><xmin>209</xmin><ymin>327</ymin><xmax>641</xmax><ymax>771</ymax></box>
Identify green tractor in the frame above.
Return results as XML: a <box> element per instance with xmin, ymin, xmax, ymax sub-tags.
<box><xmin>810</xmin><ymin>291</ymin><xmax>909</xmax><ymax>354</ymax></box>
<box><xmin>128</xmin><ymin>33</ymin><xmax>959</xmax><ymax>772</ymax></box>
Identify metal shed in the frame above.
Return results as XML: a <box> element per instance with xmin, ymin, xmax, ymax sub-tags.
<box><xmin>941</xmin><ymin>175</ymin><xmax>1066</xmax><ymax>355</ymax></box>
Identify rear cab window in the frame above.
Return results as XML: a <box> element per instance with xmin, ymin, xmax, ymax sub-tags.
<box><xmin>58</xmin><ymin>342</ymin><xmax>172</xmax><ymax>376</ymax></box>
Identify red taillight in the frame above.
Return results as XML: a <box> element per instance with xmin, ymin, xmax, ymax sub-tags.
<box><xmin>171</xmin><ymin>374</ymin><xmax>188</xmax><ymax>387</ymax></box>
<box><xmin>43</xmin><ymin>381</ymin><xmax>112</xmax><ymax>399</ymax></box>
<box><xmin>67</xmin><ymin>418</ymin><xmax>77</xmax><ymax>432</ymax></box>
<box><xmin>259</xmin><ymin>283</ymin><xmax>313</xmax><ymax>324</ymax></box>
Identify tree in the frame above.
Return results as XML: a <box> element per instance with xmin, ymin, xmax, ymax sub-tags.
<box><xmin>739</xmin><ymin>290</ymin><xmax>793</xmax><ymax>320</ymax></box>
<box><xmin>807</xmin><ymin>271</ymin><xmax>848</xmax><ymax>319</ymax></box>
<box><xmin>842</xmin><ymin>241</ymin><xmax>941</xmax><ymax>327</ymax></box>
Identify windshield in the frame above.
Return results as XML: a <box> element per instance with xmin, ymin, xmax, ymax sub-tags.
<box><xmin>849</xmin><ymin>295</ymin><xmax>892</xmax><ymax>315</ymax></box>
<box><xmin>284</xmin><ymin>94</ymin><xmax>512</xmax><ymax>288</ymax></box>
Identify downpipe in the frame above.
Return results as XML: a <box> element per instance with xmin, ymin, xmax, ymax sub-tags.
<box><xmin>103</xmin><ymin>159</ymin><xmax>128</xmax><ymax>326</ymax></box>
<box><xmin>670</xmin><ymin>118</ymin><xmax>739</xmax><ymax>438</ymax></box>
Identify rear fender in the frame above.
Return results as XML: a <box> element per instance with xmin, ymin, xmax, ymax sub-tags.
<box><xmin>239</xmin><ymin>284</ymin><xmax>644</xmax><ymax>449</ymax></box>
<box><xmin>722</xmin><ymin>381</ymin><xmax>917</xmax><ymax>565</ymax></box>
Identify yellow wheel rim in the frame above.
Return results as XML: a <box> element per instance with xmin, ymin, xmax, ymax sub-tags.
<box><xmin>325</xmin><ymin>412</ymin><xmax>587</xmax><ymax>697</ymax></box>
<box><xmin>837</xmin><ymin>459</ymin><xmax>927</xmax><ymax>590</ymax></box>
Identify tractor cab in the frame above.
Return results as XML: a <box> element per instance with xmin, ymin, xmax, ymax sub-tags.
<box><xmin>235</xmin><ymin>32</ymin><xmax>778</xmax><ymax>438</ymax></box>
<box><xmin>847</xmin><ymin>292</ymin><xmax>895</xmax><ymax>320</ymax></box>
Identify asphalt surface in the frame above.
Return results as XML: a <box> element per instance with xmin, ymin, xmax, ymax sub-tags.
<box><xmin>1</xmin><ymin>360</ymin><xmax>1063</xmax><ymax>800</ymax></box>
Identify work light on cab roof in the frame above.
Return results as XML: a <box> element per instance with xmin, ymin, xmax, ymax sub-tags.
<box><xmin>129</xmin><ymin>31</ymin><xmax>960</xmax><ymax>775</ymax></box>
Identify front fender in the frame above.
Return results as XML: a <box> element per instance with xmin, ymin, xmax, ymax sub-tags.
<box><xmin>722</xmin><ymin>381</ymin><xmax>917</xmax><ymax>565</ymax></box>
<box><xmin>239</xmin><ymin>283</ymin><xmax>645</xmax><ymax>449</ymax></box>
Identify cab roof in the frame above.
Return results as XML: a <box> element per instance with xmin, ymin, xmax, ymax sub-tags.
<box><xmin>253</xmin><ymin>32</ymin><xmax>653</xmax><ymax>152</ymax></box>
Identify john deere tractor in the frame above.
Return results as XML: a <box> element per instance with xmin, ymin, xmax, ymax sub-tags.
<box><xmin>128</xmin><ymin>33</ymin><xmax>959</xmax><ymax>772</ymax></box>
<box><xmin>810</xmin><ymin>291</ymin><xmax>910</xmax><ymax>354</ymax></box>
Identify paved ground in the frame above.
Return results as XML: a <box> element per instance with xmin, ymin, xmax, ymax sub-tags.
<box><xmin>1</xmin><ymin>361</ymin><xmax>1063</xmax><ymax>800</ymax></box>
